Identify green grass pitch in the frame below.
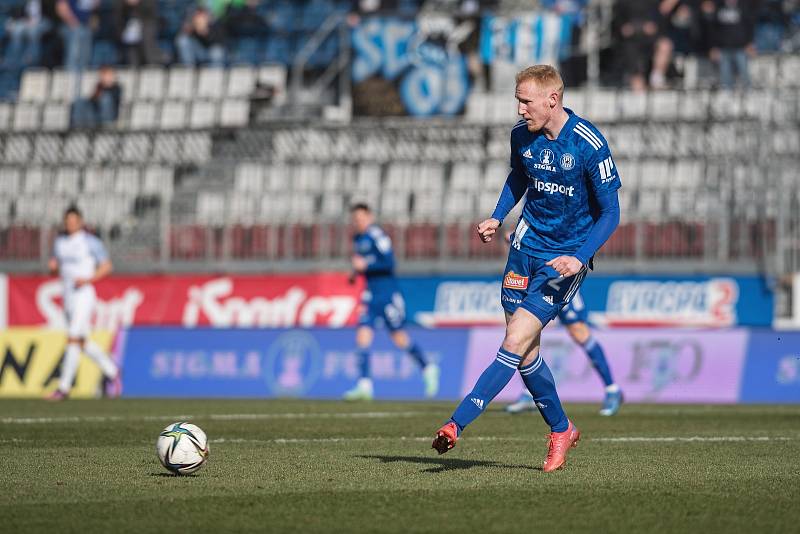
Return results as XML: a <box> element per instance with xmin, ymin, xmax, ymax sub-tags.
<box><xmin>1</xmin><ymin>400</ymin><xmax>799</xmax><ymax>533</ymax></box>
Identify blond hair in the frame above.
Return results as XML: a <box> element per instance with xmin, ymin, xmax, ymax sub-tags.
<box><xmin>515</xmin><ymin>65</ymin><xmax>564</xmax><ymax>101</ymax></box>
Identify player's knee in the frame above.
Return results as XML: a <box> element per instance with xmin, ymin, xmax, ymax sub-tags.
<box><xmin>501</xmin><ymin>330</ymin><xmax>531</xmax><ymax>356</ymax></box>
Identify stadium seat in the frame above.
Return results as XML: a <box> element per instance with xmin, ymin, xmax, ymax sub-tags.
<box><xmin>227</xmin><ymin>66</ymin><xmax>255</xmax><ymax>98</ymax></box>
<box><xmin>83</xmin><ymin>166</ymin><xmax>115</xmax><ymax>193</ymax></box>
<box><xmin>258</xmin><ymin>193</ymin><xmax>291</xmax><ymax>223</ymax></box>
<box><xmin>321</xmin><ymin>163</ymin><xmax>348</xmax><ymax>191</ymax></box>
<box><xmin>648</xmin><ymin>91</ymin><xmax>679</xmax><ymax>120</ymax></box>
<box><xmin>160</xmin><ymin>101</ymin><xmax>188</xmax><ymax>130</ymax></box>
<box><xmin>121</xmin><ymin>134</ymin><xmax>151</xmax><ymax>162</ymax></box>
<box><xmin>620</xmin><ymin>90</ymin><xmax>647</xmax><ymax>120</ymax></box>
<box><xmin>380</xmin><ymin>190</ymin><xmax>410</xmax><ymax>221</ymax></box>
<box><xmin>464</xmin><ymin>92</ymin><xmax>488</xmax><ymax>123</ymax></box>
<box><xmin>482</xmin><ymin>160</ymin><xmax>509</xmax><ymax>192</ymax></box>
<box><xmin>234</xmin><ymin>162</ymin><xmax>264</xmax><ymax>193</ymax></box>
<box><xmin>79</xmin><ymin>69</ymin><xmax>99</xmax><ymax>100</ymax></box>
<box><xmin>32</xmin><ymin>134</ymin><xmax>61</xmax><ymax>164</ymax></box>
<box><xmin>167</xmin><ymin>67</ymin><xmax>195</xmax><ymax>100</ymax></box>
<box><xmin>49</xmin><ymin>70</ymin><xmax>75</xmax><ymax>102</ymax></box>
<box><xmin>412</xmin><ymin>192</ymin><xmax>443</xmax><ymax>222</ymax></box>
<box><xmin>62</xmin><ymin>133</ymin><xmax>90</xmax><ymax>164</ymax></box>
<box><xmin>115</xmin><ymin>166</ymin><xmax>141</xmax><ymax>195</ymax></box>
<box><xmin>42</xmin><ymin>103</ymin><xmax>70</xmax><ymax>131</ymax></box>
<box><xmin>142</xmin><ymin>165</ymin><xmax>174</xmax><ymax>197</ymax></box>
<box><xmin>130</xmin><ymin>101</ymin><xmax>159</xmax><ymax>130</ymax></box>
<box><xmin>258</xmin><ymin>64</ymin><xmax>288</xmax><ymax>105</ymax></box>
<box><xmin>227</xmin><ymin>193</ymin><xmax>258</xmax><ymax>224</ymax></box>
<box><xmin>182</xmin><ymin>133</ymin><xmax>212</xmax><ymax>162</ymax></box>
<box><xmin>22</xmin><ymin>166</ymin><xmax>50</xmax><ymax>194</ymax></box>
<box><xmin>586</xmin><ymin>89</ymin><xmax>618</xmax><ymax>122</ymax></box>
<box><xmin>220</xmin><ymin>99</ymin><xmax>250</xmax><ymax>127</ymax></box>
<box><xmin>384</xmin><ymin>163</ymin><xmax>416</xmax><ymax>190</ymax></box>
<box><xmin>19</xmin><ymin>69</ymin><xmax>50</xmax><ymax>103</ymax></box>
<box><xmin>197</xmin><ymin>67</ymin><xmax>226</xmax><ymax>99</ymax></box>
<box><xmin>12</xmin><ymin>103</ymin><xmax>41</xmax><ymax>131</ymax></box>
<box><xmin>319</xmin><ymin>192</ymin><xmax>344</xmax><ymax>220</ymax></box>
<box><xmin>0</xmin><ymin>168</ymin><xmax>22</xmax><ymax>196</ymax></box>
<box><xmin>353</xmin><ymin>163</ymin><xmax>382</xmax><ymax>193</ymax></box>
<box><xmin>4</xmin><ymin>136</ymin><xmax>32</xmax><ymax>163</ymax></box>
<box><xmin>190</xmin><ymin>100</ymin><xmax>218</xmax><ymax>129</ymax></box>
<box><xmin>442</xmin><ymin>190</ymin><xmax>475</xmax><ymax>221</ymax></box>
<box><xmin>114</xmin><ymin>69</ymin><xmax>137</xmax><ymax>103</ymax></box>
<box><xmin>197</xmin><ymin>192</ymin><xmax>226</xmax><ymax>225</ymax></box>
<box><xmin>292</xmin><ymin>163</ymin><xmax>324</xmax><ymax>190</ymax></box>
<box><xmin>0</xmin><ymin>102</ymin><xmax>11</xmax><ymax>130</ymax></box>
<box><xmin>288</xmin><ymin>193</ymin><xmax>317</xmax><ymax>222</ymax></box>
<box><xmin>54</xmin><ymin>167</ymin><xmax>80</xmax><ymax>194</ymax></box>
<box><xmin>563</xmin><ymin>88</ymin><xmax>586</xmax><ymax>116</ymax></box>
<box><xmin>404</xmin><ymin>223</ymin><xmax>439</xmax><ymax>258</ymax></box>
<box><xmin>418</xmin><ymin>163</ymin><xmax>445</xmax><ymax>191</ymax></box>
<box><xmin>777</xmin><ymin>55</ymin><xmax>800</xmax><ymax>87</ymax></box>
<box><xmin>450</xmin><ymin>162</ymin><xmax>482</xmax><ymax>190</ymax></box>
<box><xmin>137</xmin><ymin>67</ymin><xmax>166</xmax><ymax>100</ymax></box>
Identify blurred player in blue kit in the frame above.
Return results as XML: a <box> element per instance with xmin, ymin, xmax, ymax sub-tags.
<box><xmin>344</xmin><ymin>203</ymin><xmax>440</xmax><ymax>400</ymax></box>
<box><xmin>432</xmin><ymin>65</ymin><xmax>621</xmax><ymax>471</ymax></box>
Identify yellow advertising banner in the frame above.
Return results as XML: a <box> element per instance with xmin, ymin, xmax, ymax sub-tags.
<box><xmin>0</xmin><ymin>329</ymin><xmax>114</xmax><ymax>399</ymax></box>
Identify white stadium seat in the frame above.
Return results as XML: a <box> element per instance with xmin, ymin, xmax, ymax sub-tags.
<box><xmin>12</xmin><ymin>103</ymin><xmax>41</xmax><ymax>131</ymax></box>
<box><xmin>42</xmin><ymin>103</ymin><xmax>70</xmax><ymax>131</ymax></box>
<box><xmin>32</xmin><ymin>134</ymin><xmax>62</xmax><ymax>164</ymax></box>
<box><xmin>130</xmin><ymin>101</ymin><xmax>159</xmax><ymax>130</ymax></box>
<box><xmin>19</xmin><ymin>69</ymin><xmax>50</xmax><ymax>102</ymax></box>
<box><xmin>5</xmin><ymin>136</ymin><xmax>32</xmax><ymax>163</ymax></box>
<box><xmin>54</xmin><ymin>167</ymin><xmax>81</xmax><ymax>194</ymax></box>
<box><xmin>167</xmin><ymin>67</ymin><xmax>195</xmax><ymax>100</ymax></box>
<box><xmin>137</xmin><ymin>67</ymin><xmax>166</xmax><ymax>100</ymax></box>
<box><xmin>227</xmin><ymin>66</ymin><xmax>255</xmax><ymax>98</ymax></box>
<box><xmin>190</xmin><ymin>100</ymin><xmax>217</xmax><ymax>129</ymax></box>
<box><xmin>197</xmin><ymin>68</ymin><xmax>226</xmax><ymax>99</ymax></box>
<box><xmin>160</xmin><ymin>101</ymin><xmax>188</xmax><ymax>130</ymax></box>
<box><xmin>219</xmin><ymin>99</ymin><xmax>249</xmax><ymax>127</ymax></box>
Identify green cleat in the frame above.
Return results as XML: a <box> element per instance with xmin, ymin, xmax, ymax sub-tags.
<box><xmin>343</xmin><ymin>378</ymin><xmax>374</xmax><ymax>401</ymax></box>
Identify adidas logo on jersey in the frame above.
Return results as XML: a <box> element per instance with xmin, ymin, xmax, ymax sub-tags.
<box><xmin>542</xmin><ymin>295</ymin><xmax>554</xmax><ymax>305</ymax></box>
<box><xmin>535</xmin><ymin>402</ymin><xmax>548</xmax><ymax>409</ymax></box>
<box><xmin>471</xmin><ymin>397</ymin><xmax>484</xmax><ymax>410</ymax></box>
<box><xmin>522</xmin><ymin>149</ymin><xmax>533</xmax><ymax>159</ymax></box>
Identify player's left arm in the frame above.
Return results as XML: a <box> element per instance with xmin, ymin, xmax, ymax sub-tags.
<box><xmin>76</xmin><ymin>236</ymin><xmax>113</xmax><ymax>287</ymax></box>
<box><xmin>548</xmin><ymin>142</ymin><xmax>621</xmax><ymax>277</ymax></box>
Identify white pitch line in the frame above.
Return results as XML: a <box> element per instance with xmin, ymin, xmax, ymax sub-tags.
<box><xmin>209</xmin><ymin>435</ymin><xmax>798</xmax><ymax>445</ymax></box>
<box><xmin>0</xmin><ymin>411</ymin><xmax>431</xmax><ymax>425</ymax></box>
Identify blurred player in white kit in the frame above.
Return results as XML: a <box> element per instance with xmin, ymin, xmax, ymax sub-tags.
<box><xmin>46</xmin><ymin>206</ymin><xmax>120</xmax><ymax>400</ymax></box>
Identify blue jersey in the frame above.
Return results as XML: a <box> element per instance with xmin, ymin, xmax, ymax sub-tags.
<box><xmin>494</xmin><ymin>108</ymin><xmax>621</xmax><ymax>260</ymax></box>
<box><xmin>353</xmin><ymin>224</ymin><xmax>399</xmax><ymax>298</ymax></box>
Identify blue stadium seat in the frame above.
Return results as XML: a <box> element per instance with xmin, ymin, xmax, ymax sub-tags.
<box><xmin>234</xmin><ymin>38</ymin><xmax>263</xmax><ymax>65</ymax></box>
<box><xmin>264</xmin><ymin>36</ymin><xmax>293</xmax><ymax>65</ymax></box>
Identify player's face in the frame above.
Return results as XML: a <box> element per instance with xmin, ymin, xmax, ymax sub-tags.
<box><xmin>516</xmin><ymin>80</ymin><xmax>557</xmax><ymax>132</ymax></box>
<box><xmin>64</xmin><ymin>213</ymin><xmax>82</xmax><ymax>234</ymax></box>
<box><xmin>351</xmin><ymin>209</ymin><xmax>372</xmax><ymax>233</ymax></box>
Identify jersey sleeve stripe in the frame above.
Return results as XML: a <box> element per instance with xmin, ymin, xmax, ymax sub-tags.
<box><xmin>575</xmin><ymin>122</ymin><xmax>603</xmax><ymax>146</ymax></box>
<box><xmin>574</xmin><ymin>123</ymin><xmax>603</xmax><ymax>150</ymax></box>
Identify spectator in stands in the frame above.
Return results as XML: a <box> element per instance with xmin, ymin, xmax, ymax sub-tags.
<box><xmin>39</xmin><ymin>0</ymin><xmax>64</xmax><ymax>69</ymax></box>
<box><xmin>2</xmin><ymin>1</ymin><xmax>51</xmax><ymax>68</ymax></box>
<box><xmin>90</xmin><ymin>64</ymin><xmax>121</xmax><ymax>123</ymax></box>
<box><xmin>72</xmin><ymin>64</ymin><xmax>121</xmax><ymax>127</ymax></box>
<box><xmin>613</xmin><ymin>0</ymin><xmax>674</xmax><ymax>90</ymax></box>
<box><xmin>754</xmin><ymin>0</ymin><xmax>789</xmax><ymax>52</ymax></box>
<box><xmin>219</xmin><ymin>0</ymin><xmax>269</xmax><ymax>39</ymax></box>
<box><xmin>175</xmin><ymin>6</ymin><xmax>225</xmax><ymax>66</ymax></box>
<box><xmin>56</xmin><ymin>0</ymin><xmax>98</xmax><ymax>72</ymax></box>
<box><xmin>112</xmin><ymin>0</ymin><xmax>162</xmax><ymax>66</ymax></box>
<box><xmin>703</xmin><ymin>0</ymin><xmax>757</xmax><ymax>89</ymax></box>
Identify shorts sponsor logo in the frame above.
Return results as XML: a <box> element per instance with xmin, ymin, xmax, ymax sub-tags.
<box><xmin>503</xmin><ymin>271</ymin><xmax>529</xmax><ymax>290</ymax></box>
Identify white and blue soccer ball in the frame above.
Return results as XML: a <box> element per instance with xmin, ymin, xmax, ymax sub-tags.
<box><xmin>156</xmin><ymin>422</ymin><xmax>209</xmax><ymax>475</ymax></box>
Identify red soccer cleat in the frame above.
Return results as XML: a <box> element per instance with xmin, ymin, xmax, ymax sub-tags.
<box><xmin>542</xmin><ymin>420</ymin><xmax>580</xmax><ymax>472</ymax></box>
<box><xmin>431</xmin><ymin>421</ymin><xmax>459</xmax><ymax>455</ymax></box>
<box><xmin>45</xmin><ymin>389</ymin><xmax>68</xmax><ymax>402</ymax></box>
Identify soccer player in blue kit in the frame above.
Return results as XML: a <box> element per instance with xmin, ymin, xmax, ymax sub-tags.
<box><xmin>432</xmin><ymin>65</ymin><xmax>621</xmax><ymax>471</ymax></box>
<box><xmin>344</xmin><ymin>203</ymin><xmax>440</xmax><ymax>400</ymax></box>
<box><xmin>505</xmin><ymin>288</ymin><xmax>623</xmax><ymax>416</ymax></box>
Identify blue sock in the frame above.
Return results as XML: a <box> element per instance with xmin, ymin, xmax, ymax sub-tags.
<box><xmin>519</xmin><ymin>354</ymin><xmax>569</xmax><ymax>433</ymax></box>
<box><xmin>582</xmin><ymin>336</ymin><xmax>614</xmax><ymax>387</ymax></box>
<box><xmin>450</xmin><ymin>349</ymin><xmax>522</xmax><ymax>433</ymax></box>
<box><xmin>357</xmin><ymin>349</ymin><xmax>370</xmax><ymax>379</ymax></box>
<box><xmin>407</xmin><ymin>342</ymin><xmax>428</xmax><ymax>368</ymax></box>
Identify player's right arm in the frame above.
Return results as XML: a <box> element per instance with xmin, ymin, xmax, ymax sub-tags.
<box><xmin>48</xmin><ymin>257</ymin><xmax>59</xmax><ymax>276</ymax></box>
<box><xmin>479</xmin><ymin>126</ymin><xmax>528</xmax><ymax>243</ymax></box>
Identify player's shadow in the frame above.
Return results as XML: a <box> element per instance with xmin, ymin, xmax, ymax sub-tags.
<box><xmin>357</xmin><ymin>455</ymin><xmax>538</xmax><ymax>474</ymax></box>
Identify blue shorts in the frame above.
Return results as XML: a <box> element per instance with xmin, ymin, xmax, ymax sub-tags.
<box><xmin>358</xmin><ymin>290</ymin><xmax>406</xmax><ymax>331</ymax></box>
<box><xmin>558</xmin><ymin>289</ymin><xmax>589</xmax><ymax>325</ymax></box>
<box><xmin>500</xmin><ymin>247</ymin><xmax>588</xmax><ymax>326</ymax></box>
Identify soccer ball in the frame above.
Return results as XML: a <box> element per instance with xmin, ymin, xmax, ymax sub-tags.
<box><xmin>156</xmin><ymin>422</ymin><xmax>209</xmax><ymax>475</ymax></box>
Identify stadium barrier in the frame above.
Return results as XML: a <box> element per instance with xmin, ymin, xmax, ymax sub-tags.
<box><xmin>1</xmin><ymin>273</ymin><xmax>774</xmax><ymax>330</ymax></box>
<box><xmin>0</xmin><ymin>329</ymin><xmax>114</xmax><ymax>399</ymax></box>
<box><xmin>114</xmin><ymin>326</ymin><xmax>799</xmax><ymax>403</ymax></box>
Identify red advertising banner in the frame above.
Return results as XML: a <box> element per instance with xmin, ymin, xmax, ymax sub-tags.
<box><xmin>7</xmin><ymin>274</ymin><xmax>363</xmax><ymax>330</ymax></box>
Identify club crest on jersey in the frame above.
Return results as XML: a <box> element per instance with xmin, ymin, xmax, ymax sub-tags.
<box><xmin>503</xmin><ymin>271</ymin><xmax>529</xmax><ymax>290</ymax></box>
<box><xmin>560</xmin><ymin>153</ymin><xmax>575</xmax><ymax>170</ymax></box>
<box><xmin>531</xmin><ymin>148</ymin><xmax>557</xmax><ymax>172</ymax></box>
